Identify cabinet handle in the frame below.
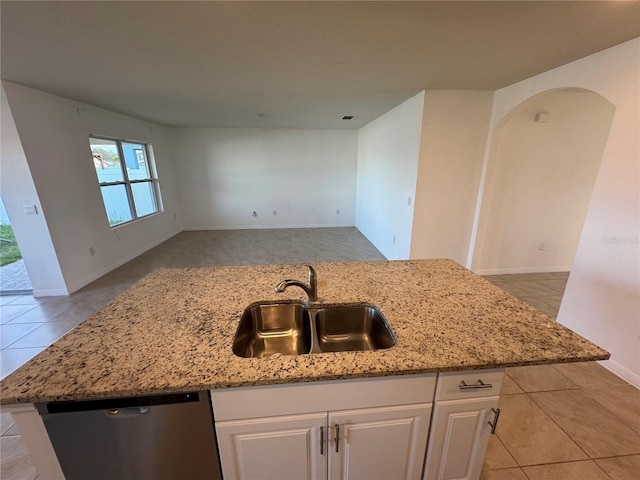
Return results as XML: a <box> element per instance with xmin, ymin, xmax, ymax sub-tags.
<box><xmin>320</xmin><ymin>426</ymin><xmax>324</xmax><ymax>455</ymax></box>
<box><xmin>488</xmin><ymin>408</ymin><xmax>501</xmax><ymax>434</ymax></box>
<box><xmin>334</xmin><ymin>424</ymin><xmax>340</xmax><ymax>453</ymax></box>
<box><xmin>458</xmin><ymin>379</ymin><xmax>493</xmax><ymax>390</ymax></box>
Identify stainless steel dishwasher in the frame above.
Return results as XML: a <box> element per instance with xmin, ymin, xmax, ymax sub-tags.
<box><xmin>38</xmin><ymin>391</ymin><xmax>222</xmax><ymax>480</ymax></box>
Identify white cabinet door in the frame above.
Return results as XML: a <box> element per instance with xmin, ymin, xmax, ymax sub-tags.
<box><xmin>423</xmin><ymin>396</ymin><xmax>499</xmax><ymax>480</ymax></box>
<box><xmin>216</xmin><ymin>412</ymin><xmax>327</xmax><ymax>480</ymax></box>
<box><xmin>328</xmin><ymin>403</ymin><xmax>432</xmax><ymax>480</ymax></box>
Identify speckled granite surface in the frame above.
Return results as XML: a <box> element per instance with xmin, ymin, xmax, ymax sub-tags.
<box><xmin>0</xmin><ymin>260</ymin><xmax>608</xmax><ymax>404</ymax></box>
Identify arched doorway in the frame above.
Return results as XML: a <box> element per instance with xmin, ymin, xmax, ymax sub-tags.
<box><xmin>472</xmin><ymin>88</ymin><xmax>615</xmax><ymax>276</ymax></box>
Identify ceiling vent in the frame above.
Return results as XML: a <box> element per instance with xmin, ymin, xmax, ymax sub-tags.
<box><xmin>342</xmin><ymin>115</ymin><xmax>355</xmax><ymax>120</ymax></box>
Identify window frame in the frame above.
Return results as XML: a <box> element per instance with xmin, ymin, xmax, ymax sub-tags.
<box><xmin>89</xmin><ymin>134</ymin><xmax>160</xmax><ymax>228</ymax></box>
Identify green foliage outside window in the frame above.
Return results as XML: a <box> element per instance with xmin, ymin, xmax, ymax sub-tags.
<box><xmin>0</xmin><ymin>224</ymin><xmax>22</xmax><ymax>267</ymax></box>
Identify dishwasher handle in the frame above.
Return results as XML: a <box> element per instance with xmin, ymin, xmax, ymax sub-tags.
<box><xmin>105</xmin><ymin>406</ymin><xmax>150</xmax><ymax>417</ymax></box>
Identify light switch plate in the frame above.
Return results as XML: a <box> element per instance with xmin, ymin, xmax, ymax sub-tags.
<box><xmin>23</xmin><ymin>204</ymin><xmax>38</xmax><ymax>215</ymax></box>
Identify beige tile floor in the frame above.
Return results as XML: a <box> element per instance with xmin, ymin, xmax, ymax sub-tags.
<box><xmin>1</xmin><ymin>232</ymin><xmax>637</xmax><ymax>479</ymax></box>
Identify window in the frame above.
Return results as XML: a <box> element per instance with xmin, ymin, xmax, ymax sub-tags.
<box><xmin>89</xmin><ymin>136</ymin><xmax>159</xmax><ymax>227</ymax></box>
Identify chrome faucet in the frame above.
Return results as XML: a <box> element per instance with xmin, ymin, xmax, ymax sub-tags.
<box><xmin>274</xmin><ymin>265</ymin><xmax>318</xmax><ymax>301</ymax></box>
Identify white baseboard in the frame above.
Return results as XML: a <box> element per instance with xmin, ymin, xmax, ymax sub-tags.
<box><xmin>474</xmin><ymin>265</ymin><xmax>571</xmax><ymax>275</ymax></box>
<box><xmin>183</xmin><ymin>223</ymin><xmax>356</xmax><ymax>231</ymax></box>
<box><xmin>598</xmin><ymin>359</ymin><xmax>640</xmax><ymax>389</ymax></box>
<box><xmin>65</xmin><ymin>229</ymin><xmax>181</xmax><ymax>294</ymax></box>
<box><xmin>31</xmin><ymin>288</ymin><xmax>69</xmax><ymax>298</ymax></box>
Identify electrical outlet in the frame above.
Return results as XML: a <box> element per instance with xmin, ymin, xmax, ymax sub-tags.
<box><xmin>273</xmin><ymin>210</ymin><xmax>277</xmax><ymax>215</ymax></box>
<box><xmin>336</xmin><ymin>209</ymin><xmax>340</xmax><ymax>215</ymax></box>
<box><xmin>172</xmin><ymin>213</ymin><xmax>177</xmax><ymax>220</ymax></box>
<box><xmin>89</xmin><ymin>247</ymin><xmax>95</xmax><ymax>256</ymax></box>
<box><xmin>408</xmin><ymin>196</ymin><xmax>412</xmax><ymax>206</ymax></box>
<box><xmin>393</xmin><ymin>236</ymin><xmax>396</xmax><ymax>244</ymax></box>
<box><xmin>539</xmin><ymin>243</ymin><xmax>547</xmax><ymax>251</ymax></box>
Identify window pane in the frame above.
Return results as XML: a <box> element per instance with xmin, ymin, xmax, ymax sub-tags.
<box><xmin>90</xmin><ymin>138</ymin><xmax>124</xmax><ymax>183</ymax></box>
<box><xmin>122</xmin><ymin>142</ymin><xmax>151</xmax><ymax>180</ymax></box>
<box><xmin>131</xmin><ymin>182</ymin><xmax>157</xmax><ymax>217</ymax></box>
<box><xmin>100</xmin><ymin>185</ymin><xmax>133</xmax><ymax>226</ymax></box>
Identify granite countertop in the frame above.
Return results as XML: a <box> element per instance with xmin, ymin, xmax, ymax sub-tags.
<box><xmin>0</xmin><ymin>259</ymin><xmax>609</xmax><ymax>404</ymax></box>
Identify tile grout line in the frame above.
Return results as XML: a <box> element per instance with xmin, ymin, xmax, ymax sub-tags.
<box><xmin>523</xmin><ymin>389</ymin><xmax>594</xmax><ymax>463</ymax></box>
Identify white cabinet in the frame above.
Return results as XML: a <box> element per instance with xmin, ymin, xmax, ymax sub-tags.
<box><xmin>329</xmin><ymin>404</ymin><xmax>431</xmax><ymax>480</ymax></box>
<box><xmin>216</xmin><ymin>404</ymin><xmax>431</xmax><ymax>480</ymax></box>
<box><xmin>423</xmin><ymin>369</ymin><xmax>504</xmax><ymax>480</ymax></box>
<box><xmin>211</xmin><ymin>371</ymin><xmax>504</xmax><ymax>480</ymax></box>
<box><xmin>211</xmin><ymin>375</ymin><xmax>437</xmax><ymax>480</ymax></box>
<box><xmin>423</xmin><ymin>396</ymin><xmax>498</xmax><ymax>480</ymax></box>
<box><xmin>215</xmin><ymin>413</ymin><xmax>327</xmax><ymax>480</ymax></box>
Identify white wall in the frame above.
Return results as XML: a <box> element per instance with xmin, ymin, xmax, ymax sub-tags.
<box><xmin>1</xmin><ymin>86</ymin><xmax>67</xmax><ymax>295</ymax></box>
<box><xmin>2</xmin><ymin>82</ymin><xmax>182</xmax><ymax>294</ymax></box>
<box><xmin>473</xmin><ymin>38</ymin><xmax>640</xmax><ymax>386</ymax></box>
<box><xmin>356</xmin><ymin>91</ymin><xmax>424</xmax><ymax>259</ymax></box>
<box><xmin>474</xmin><ymin>90</ymin><xmax>615</xmax><ymax>274</ymax></box>
<box><xmin>170</xmin><ymin>128</ymin><xmax>357</xmax><ymax>229</ymax></box>
<box><xmin>410</xmin><ymin>90</ymin><xmax>494</xmax><ymax>264</ymax></box>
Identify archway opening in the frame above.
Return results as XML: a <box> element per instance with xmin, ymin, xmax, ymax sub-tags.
<box><xmin>474</xmin><ymin>88</ymin><xmax>615</xmax><ymax>274</ymax></box>
<box><xmin>472</xmin><ymin>88</ymin><xmax>615</xmax><ymax>317</ymax></box>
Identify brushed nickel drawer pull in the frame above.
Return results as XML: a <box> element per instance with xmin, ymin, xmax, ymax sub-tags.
<box><xmin>320</xmin><ymin>426</ymin><xmax>324</xmax><ymax>455</ymax></box>
<box><xmin>488</xmin><ymin>408</ymin><xmax>501</xmax><ymax>434</ymax></box>
<box><xmin>458</xmin><ymin>379</ymin><xmax>493</xmax><ymax>390</ymax></box>
<box><xmin>335</xmin><ymin>424</ymin><xmax>340</xmax><ymax>453</ymax></box>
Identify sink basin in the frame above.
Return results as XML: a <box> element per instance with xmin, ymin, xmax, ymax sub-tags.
<box><xmin>314</xmin><ymin>305</ymin><xmax>397</xmax><ymax>353</ymax></box>
<box><xmin>232</xmin><ymin>302</ymin><xmax>396</xmax><ymax>357</ymax></box>
<box><xmin>232</xmin><ymin>302</ymin><xmax>312</xmax><ymax>358</ymax></box>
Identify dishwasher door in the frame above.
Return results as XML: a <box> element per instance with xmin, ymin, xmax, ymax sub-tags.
<box><xmin>39</xmin><ymin>391</ymin><xmax>222</xmax><ymax>480</ymax></box>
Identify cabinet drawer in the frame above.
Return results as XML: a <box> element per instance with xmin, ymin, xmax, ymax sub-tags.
<box><xmin>211</xmin><ymin>374</ymin><xmax>436</xmax><ymax>421</ymax></box>
<box><xmin>434</xmin><ymin>369</ymin><xmax>504</xmax><ymax>401</ymax></box>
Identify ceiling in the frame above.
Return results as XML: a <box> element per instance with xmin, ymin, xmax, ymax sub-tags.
<box><xmin>2</xmin><ymin>1</ymin><xmax>639</xmax><ymax>129</ymax></box>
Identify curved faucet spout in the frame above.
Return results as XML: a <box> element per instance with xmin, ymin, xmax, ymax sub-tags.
<box><xmin>274</xmin><ymin>265</ymin><xmax>317</xmax><ymax>301</ymax></box>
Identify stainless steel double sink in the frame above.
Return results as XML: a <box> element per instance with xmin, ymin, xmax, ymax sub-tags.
<box><xmin>232</xmin><ymin>302</ymin><xmax>397</xmax><ymax>358</ymax></box>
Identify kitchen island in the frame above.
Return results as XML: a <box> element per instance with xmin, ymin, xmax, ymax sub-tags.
<box><xmin>0</xmin><ymin>260</ymin><xmax>609</xmax><ymax>479</ymax></box>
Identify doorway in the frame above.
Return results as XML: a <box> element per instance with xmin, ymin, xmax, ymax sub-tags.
<box><xmin>472</xmin><ymin>88</ymin><xmax>615</xmax><ymax>275</ymax></box>
<box><xmin>0</xmin><ymin>197</ymin><xmax>33</xmax><ymax>294</ymax></box>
